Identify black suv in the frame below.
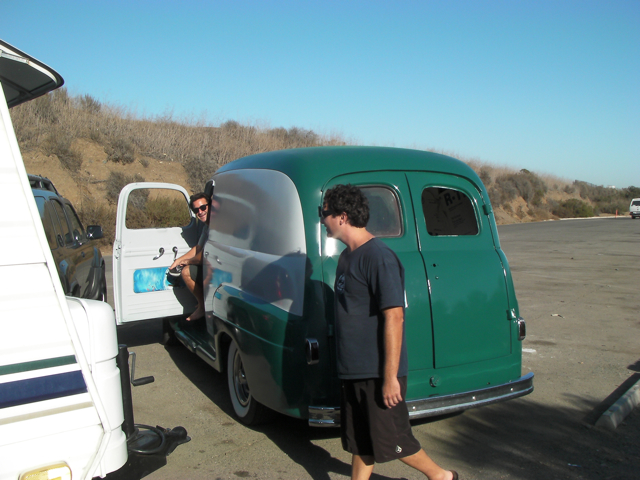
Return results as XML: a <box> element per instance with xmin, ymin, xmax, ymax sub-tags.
<box><xmin>29</xmin><ymin>174</ymin><xmax>107</xmax><ymax>301</ymax></box>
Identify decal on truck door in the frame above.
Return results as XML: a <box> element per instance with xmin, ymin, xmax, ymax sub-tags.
<box><xmin>133</xmin><ymin>266</ymin><xmax>172</xmax><ymax>293</ymax></box>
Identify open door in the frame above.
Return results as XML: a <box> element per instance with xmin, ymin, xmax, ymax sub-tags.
<box><xmin>113</xmin><ymin>182</ymin><xmax>203</xmax><ymax>324</ymax></box>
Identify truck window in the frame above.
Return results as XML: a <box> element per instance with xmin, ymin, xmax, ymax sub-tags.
<box><xmin>421</xmin><ymin>187</ymin><xmax>479</xmax><ymax>236</ymax></box>
<box><xmin>360</xmin><ymin>186</ymin><xmax>403</xmax><ymax>237</ymax></box>
<box><xmin>64</xmin><ymin>203</ymin><xmax>86</xmax><ymax>243</ymax></box>
<box><xmin>125</xmin><ymin>189</ymin><xmax>191</xmax><ymax>229</ymax></box>
<box><xmin>34</xmin><ymin>196</ymin><xmax>59</xmax><ymax>250</ymax></box>
<box><xmin>210</xmin><ymin>170</ymin><xmax>306</xmax><ymax>256</ymax></box>
<box><xmin>51</xmin><ymin>199</ymin><xmax>74</xmax><ymax>246</ymax></box>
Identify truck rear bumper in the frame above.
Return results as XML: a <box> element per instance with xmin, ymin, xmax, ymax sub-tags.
<box><xmin>308</xmin><ymin>372</ymin><xmax>534</xmax><ymax>427</ymax></box>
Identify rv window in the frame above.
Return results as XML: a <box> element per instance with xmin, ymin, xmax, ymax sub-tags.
<box><xmin>360</xmin><ymin>186</ymin><xmax>403</xmax><ymax>237</ymax></box>
<box><xmin>125</xmin><ymin>189</ymin><xmax>191</xmax><ymax>229</ymax></box>
<box><xmin>421</xmin><ymin>187</ymin><xmax>479</xmax><ymax>236</ymax></box>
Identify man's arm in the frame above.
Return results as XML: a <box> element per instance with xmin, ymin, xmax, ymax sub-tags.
<box><xmin>382</xmin><ymin>306</ymin><xmax>404</xmax><ymax>408</ymax></box>
<box><xmin>170</xmin><ymin>245</ymin><xmax>197</xmax><ymax>269</ymax></box>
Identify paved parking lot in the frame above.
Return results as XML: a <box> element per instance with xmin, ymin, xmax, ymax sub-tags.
<box><xmin>110</xmin><ymin>217</ymin><xmax>640</xmax><ymax>480</ymax></box>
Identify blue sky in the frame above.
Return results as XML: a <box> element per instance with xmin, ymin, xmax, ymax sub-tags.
<box><xmin>2</xmin><ymin>1</ymin><xmax>638</xmax><ymax>188</ymax></box>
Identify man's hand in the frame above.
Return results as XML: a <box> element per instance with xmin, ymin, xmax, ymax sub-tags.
<box><xmin>383</xmin><ymin>376</ymin><xmax>402</xmax><ymax>408</ymax></box>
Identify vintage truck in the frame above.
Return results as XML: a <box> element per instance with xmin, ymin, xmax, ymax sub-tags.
<box><xmin>114</xmin><ymin>146</ymin><xmax>533</xmax><ymax>426</ymax></box>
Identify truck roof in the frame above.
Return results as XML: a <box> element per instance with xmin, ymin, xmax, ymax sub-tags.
<box><xmin>216</xmin><ymin>146</ymin><xmax>484</xmax><ymax>192</ymax></box>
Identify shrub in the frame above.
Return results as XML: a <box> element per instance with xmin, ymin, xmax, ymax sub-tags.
<box><xmin>106</xmin><ymin>137</ymin><xmax>136</xmax><ymax>164</ymax></box>
<box><xmin>105</xmin><ymin>171</ymin><xmax>146</xmax><ymax>206</ymax></box>
<box><xmin>478</xmin><ymin>167</ymin><xmax>492</xmax><ymax>187</ymax></box>
<box><xmin>552</xmin><ymin>199</ymin><xmax>595</xmax><ymax>218</ymax></box>
<box><xmin>42</xmin><ymin>129</ymin><xmax>82</xmax><ymax>172</ymax></box>
<box><xmin>493</xmin><ymin>170</ymin><xmax>548</xmax><ymax>206</ymax></box>
<box><xmin>78</xmin><ymin>94</ymin><xmax>101</xmax><ymax>114</ymax></box>
<box><xmin>184</xmin><ymin>154</ymin><xmax>219</xmax><ymax>192</ymax></box>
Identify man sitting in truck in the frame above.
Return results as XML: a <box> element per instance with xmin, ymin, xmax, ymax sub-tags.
<box><xmin>169</xmin><ymin>192</ymin><xmax>218</xmax><ymax>321</ymax></box>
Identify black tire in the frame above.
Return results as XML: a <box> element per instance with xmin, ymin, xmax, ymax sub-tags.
<box><xmin>226</xmin><ymin>341</ymin><xmax>273</xmax><ymax>425</ymax></box>
<box><xmin>161</xmin><ymin>318</ymin><xmax>179</xmax><ymax>346</ymax></box>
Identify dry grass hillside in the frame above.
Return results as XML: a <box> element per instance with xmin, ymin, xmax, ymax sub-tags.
<box><xmin>13</xmin><ymin>89</ymin><xmax>639</xmax><ymax>253</ymax></box>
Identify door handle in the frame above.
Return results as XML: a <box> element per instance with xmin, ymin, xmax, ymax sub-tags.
<box><xmin>153</xmin><ymin>247</ymin><xmax>165</xmax><ymax>260</ymax></box>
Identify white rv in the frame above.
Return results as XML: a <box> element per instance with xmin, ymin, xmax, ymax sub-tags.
<box><xmin>0</xmin><ymin>40</ymin><xmax>187</xmax><ymax>480</ymax></box>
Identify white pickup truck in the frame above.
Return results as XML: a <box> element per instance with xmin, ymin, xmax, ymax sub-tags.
<box><xmin>0</xmin><ymin>40</ymin><xmax>188</xmax><ymax>480</ymax></box>
<box><xmin>630</xmin><ymin>198</ymin><xmax>640</xmax><ymax>219</ymax></box>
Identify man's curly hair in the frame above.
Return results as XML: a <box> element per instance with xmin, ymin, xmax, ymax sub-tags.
<box><xmin>324</xmin><ymin>184</ymin><xmax>369</xmax><ymax>228</ymax></box>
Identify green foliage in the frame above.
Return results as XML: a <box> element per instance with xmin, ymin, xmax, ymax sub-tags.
<box><xmin>624</xmin><ymin>186</ymin><xmax>640</xmax><ymax>198</ymax></box>
<box><xmin>551</xmin><ymin>199</ymin><xmax>595</xmax><ymax>218</ymax></box>
<box><xmin>573</xmin><ymin>181</ymin><xmax>638</xmax><ymax>213</ymax></box>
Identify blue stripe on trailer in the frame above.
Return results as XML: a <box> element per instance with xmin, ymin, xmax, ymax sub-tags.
<box><xmin>0</xmin><ymin>371</ymin><xmax>87</xmax><ymax>409</ymax></box>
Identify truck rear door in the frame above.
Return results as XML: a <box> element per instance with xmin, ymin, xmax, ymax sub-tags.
<box><xmin>406</xmin><ymin>173</ymin><xmax>512</xmax><ymax>368</ymax></box>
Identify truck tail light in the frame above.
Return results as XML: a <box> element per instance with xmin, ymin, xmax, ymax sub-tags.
<box><xmin>517</xmin><ymin>317</ymin><xmax>526</xmax><ymax>341</ymax></box>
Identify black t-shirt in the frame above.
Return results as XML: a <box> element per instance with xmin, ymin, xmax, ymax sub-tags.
<box><xmin>334</xmin><ymin>237</ymin><xmax>408</xmax><ymax>379</ymax></box>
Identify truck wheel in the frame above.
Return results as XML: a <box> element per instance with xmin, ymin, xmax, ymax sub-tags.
<box><xmin>227</xmin><ymin>341</ymin><xmax>272</xmax><ymax>425</ymax></box>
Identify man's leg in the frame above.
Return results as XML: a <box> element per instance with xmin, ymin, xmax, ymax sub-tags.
<box><xmin>351</xmin><ymin>454</ymin><xmax>374</xmax><ymax>480</ymax></box>
<box><xmin>183</xmin><ymin>266</ymin><xmax>204</xmax><ymax>321</ymax></box>
<box><xmin>181</xmin><ymin>266</ymin><xmax>196</xmax><ymax>295</ymax></box>
<box><xmin>399</xmin><ymin>450</ymin><xmax>454</xmax><ymax>480</ymax></box>
<box><xmin>188</xmin><ymin>281</ymin><xmax>204</xmax><ymax>321</ymax></box>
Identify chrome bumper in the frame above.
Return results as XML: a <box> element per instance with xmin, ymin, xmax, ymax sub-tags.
<box><xmin>308</xmin><ymin>372</ymin><xmax>534</xmax><ymax>427</ymax></box>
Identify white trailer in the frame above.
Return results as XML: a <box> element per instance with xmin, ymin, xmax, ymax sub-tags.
<box><xmin>0</xmin><ymin>40</ymin><xmax>188</xmax><ymax>480</ymax></box>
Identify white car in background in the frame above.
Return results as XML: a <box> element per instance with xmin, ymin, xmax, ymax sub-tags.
<box><xmin>630</xmin><ymin>198</ymin><xmax>640</xmax><ymax>219</ymax></box>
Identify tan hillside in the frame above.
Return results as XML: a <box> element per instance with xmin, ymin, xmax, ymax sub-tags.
<box><xmin>24</xmin><ymin>138</ymin><xmax>191</xmax><ymax>207</ymax></box>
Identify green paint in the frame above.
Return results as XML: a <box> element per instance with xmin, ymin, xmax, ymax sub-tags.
<box><xmin>0</xmin><ymin>355</ymin><xmax>77</xmax><ymax>376</ymax></box>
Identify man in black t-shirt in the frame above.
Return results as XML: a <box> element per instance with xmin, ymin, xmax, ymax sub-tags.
<box><xmin>321</xmin><ymin>184</ymin><xmax>458</xmax><ymax>480</ymax></box>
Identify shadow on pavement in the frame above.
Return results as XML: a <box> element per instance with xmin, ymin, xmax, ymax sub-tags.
<box><xmin>431</xmin><ymin>396</ymin><xmax>639</xmax><ymax>480</ymax></box>
<box><xmin>117</xmin><ymin>319</ymin><xmax>164</xmax><ymax>347</ymax></box>
<box><xmin>153</xmin><ymin>342</ymin><xmax>640</xmax><ymax>480</ymax></box>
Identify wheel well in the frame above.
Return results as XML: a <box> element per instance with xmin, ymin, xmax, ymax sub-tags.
<box><xmin>218</xmin><ymin>333</ymin><xmax>232</xmax><ymax>371</ymax></box>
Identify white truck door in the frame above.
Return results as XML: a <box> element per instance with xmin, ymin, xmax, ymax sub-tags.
<box><xmin>113</xmin><ymin>183</ymin><xmax>201</xmax><ymax>324</ymax></box>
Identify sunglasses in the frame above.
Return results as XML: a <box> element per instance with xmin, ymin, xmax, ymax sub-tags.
<box><xmin>192</xmin><ymin>204</ymin><xmax>208</xmax><ymax>213</ymax></box>
<box><xmin>320</xmin><ymin>209</ymin><xmax>333</xmax><ymax>218</ymax></box>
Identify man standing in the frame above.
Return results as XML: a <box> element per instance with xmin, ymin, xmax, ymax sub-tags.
<box><xmin>170</xmin><ymin>192</ymin><xmax>219</xmax><ymax>321</ymax></box>
<box><xmin>321</xmin><ymin>184</ymin><xmax>458</xmax><ymax>480</ymax></box>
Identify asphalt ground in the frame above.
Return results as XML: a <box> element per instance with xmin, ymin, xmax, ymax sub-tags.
<box><xmin>108</xmin><ymin>217</ymin><xmax>640</xmax><ymax>480</ymax></box>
